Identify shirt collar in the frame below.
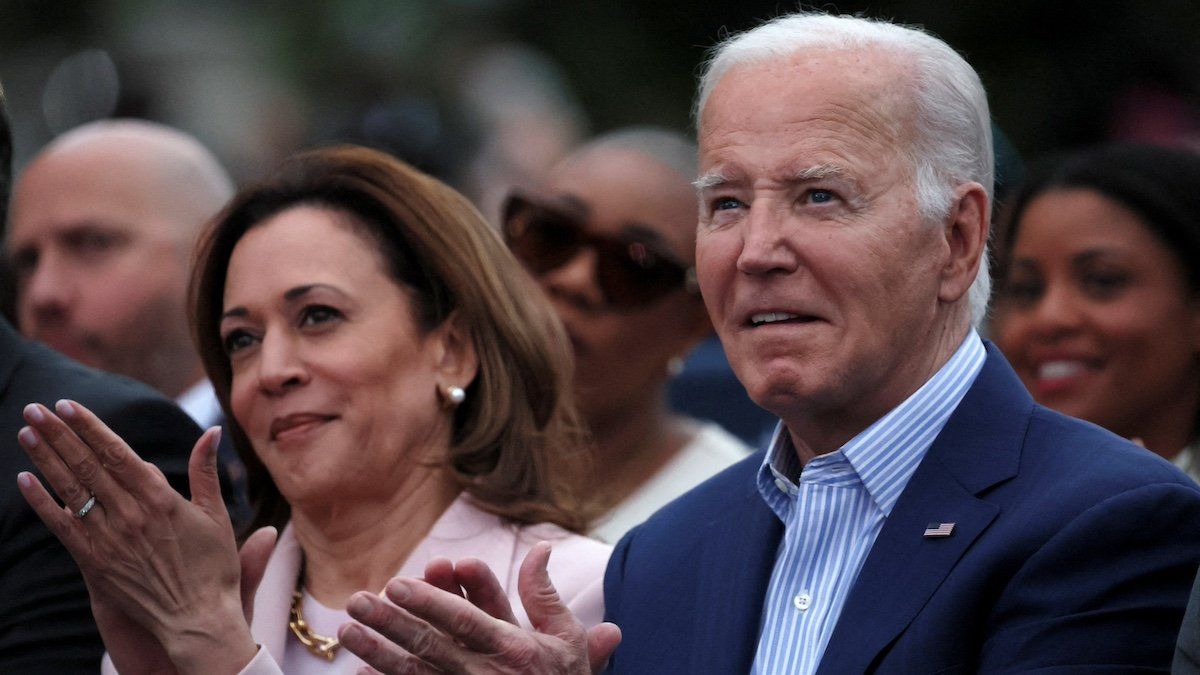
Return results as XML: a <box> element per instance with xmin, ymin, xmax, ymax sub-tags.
<box><xmin>758</xmin><ymin>329</ymin><xmax>987</xmax><ymax>517</ymax></box>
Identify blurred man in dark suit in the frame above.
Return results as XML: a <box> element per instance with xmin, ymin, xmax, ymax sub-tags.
<box><xmin>6</xmin><ymin>119</ymin><xmax>248</xmax><ymax>520</ymax></box>
<box><xmin>0</xmin><ymin>87</ymin><xmax>208</xmax><ymax>673</ymax></box>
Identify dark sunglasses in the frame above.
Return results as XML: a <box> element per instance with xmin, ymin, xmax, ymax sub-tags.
<box><xmin>502</xmin><ymin>192</ymin><xmax>698</xmax><ymax>309</ymax></box>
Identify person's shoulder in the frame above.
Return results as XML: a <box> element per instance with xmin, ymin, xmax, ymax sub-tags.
<box><xmin>520</xmin><ymin>521</ymin><xmax>612</xmax><ymax>564</ymax></box>
<box><xmin>1023</xmin><ymin>403</ymin><xmax>1198</xmax><ymax>494</ymax></box>
<box><xmin>6</xmin><ymin>334</ymin><xmax>201</xmax><ymax>470</ymax></box>
<box><xmin>517</xmin><ymin>522</ymin><xmax>611</xmax><ymax>606</ymax></box>
<box><xmin>11</xmin><ymin>337</ymin><xmax>173</xmax><ymax>413</ymax></box>
<box><xmin>626</xmin><ymin>450</ymin><xmax>766</xmax><ymax>538</ymax></box>
<box><xmin>687</xmin><ymin>421</ymin><xmax>753</xmax><ymax>463</ymax></box>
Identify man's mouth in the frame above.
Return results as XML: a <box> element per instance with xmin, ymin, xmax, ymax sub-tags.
<box><xmin>749</xmin><ymin>312</ymin><xmax>815</xmax><ymax>327</ymax></box>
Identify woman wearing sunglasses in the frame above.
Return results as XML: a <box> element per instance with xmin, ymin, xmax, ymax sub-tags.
<box><xmin>504</xmin><ymin>127</ymin><xmax>750</xmax><ymax>543</ymax></box>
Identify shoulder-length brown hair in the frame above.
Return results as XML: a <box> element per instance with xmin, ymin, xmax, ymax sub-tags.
<box><xmin>191</xmin><ymin>145</ymin><xmax>591</xmax><ymax>535</ymax></box>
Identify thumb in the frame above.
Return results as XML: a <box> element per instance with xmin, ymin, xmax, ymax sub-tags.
<box><xmin>586</xmin><ymin>623</ymin><xmax>622</xmax><ymax>673</ymax></box>
<box><xmin>238</xmin><ymin>526</ymin><xmax>278</xmax><ymax>625</ymax></box>
<box><xmin>516</xmin><ymin>542</ymin><xmax>578</xmax><ymax>638</ymax></box>
<box><xmin>187</xmin><ymin>426</ymin><xmax>227</xmax><ymax>517</ymax></box>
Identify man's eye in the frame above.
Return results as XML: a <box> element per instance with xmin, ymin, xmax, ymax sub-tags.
<box><xmin>300</xmin><ymin>305</ymin><xmax>342</xmax><ymax>327</ymax></box>
<box><xmin>9</xmin><ymin>248</ymin><xmax>38</xmax><ymax>278</ymax></box>
<box><xmin>67</xmin><ymin>230</ymin><xmax>119</xmax><ymax>252</ymax></box>
<box><xmin>222</xmin><ymin>330</ymin><xmax>256</xmax><ymax>355</ymax></box>
<box><xmin>806</xmin><ymin>189</ymin><xmax>837</xmax><ymax>204</ymax></box>
<box><xmin>713</xmin><ymin>197</ymin><xmax>743</xmax><ymax>211</ymax></box>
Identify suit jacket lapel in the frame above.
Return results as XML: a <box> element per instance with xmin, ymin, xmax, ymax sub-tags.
<box><xmin>692</xmin><ymin>461</ymin><xmax>784</xmax><ymax>673</ymax></box>
<box><xmin>817</xmin><ymin>343</ymin><xmax>1030</xmax><ymax>673</ymax></box>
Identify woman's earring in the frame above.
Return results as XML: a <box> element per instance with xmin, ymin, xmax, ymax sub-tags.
<box><xmin>441</xmin><ymin>384</ymin><xmax>466</xmax><ymax>409</ymax></box>
<box><xmin>667</xmin><ymin>356</ymin><xmax>685</xmax><ymax>377</ymax></box>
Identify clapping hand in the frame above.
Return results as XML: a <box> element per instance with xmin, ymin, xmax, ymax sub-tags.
<box><xmin>338</xmin><ymin>541</ymin><xmax>621</xmax><ymax>674</ymax></box>
<box><xmin>15</xmin><ymin>399</ymin><xmax>264</xmax><ymax>674</ymax></box>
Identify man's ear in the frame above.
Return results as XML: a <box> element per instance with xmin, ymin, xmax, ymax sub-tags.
<box><xmin>938</xmin><ymin>181</ymin><xmax>990</xmax><ymax>306</ymax></box>
<box><xmin>432</xmin><ymin>311</ymin><xmax>479</xmax><ymax>391</ymax></box>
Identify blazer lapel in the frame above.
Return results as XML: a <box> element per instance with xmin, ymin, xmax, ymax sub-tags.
<box><xmin>692</xmin><ymin>463</ymin><xmax>784</xmax><ymax>673</ymax></box>
<box><xmin>817</xmin><ymin>343</ymin><xmax>1030</xmax><ymax>673</ymax></box>
<box><xmin>252</xmin><ymin>522</ymin><xmax>303</xmax><ymax>663</ymax></box>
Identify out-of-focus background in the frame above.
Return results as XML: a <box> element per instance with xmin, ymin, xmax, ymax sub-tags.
<box><xmin>3</xmin><ymin>0</ymin><xmax>1198</xmax><ymax>220</ymax></box>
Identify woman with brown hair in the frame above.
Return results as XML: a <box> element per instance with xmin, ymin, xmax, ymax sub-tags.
<box><xmin>15</xmin><ymin>145</ymin><xmax>610</xmax><ymax>673</ymax></box>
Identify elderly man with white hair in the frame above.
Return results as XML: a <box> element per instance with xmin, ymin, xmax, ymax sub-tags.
<box><xmin>334</xmin><ymin>12</ymin><xmax>1200</xmax><ymax>674</ymax></box>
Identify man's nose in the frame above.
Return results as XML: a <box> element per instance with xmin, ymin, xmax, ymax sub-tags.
<box><xmin>736</xmin><ymin>201</ymin><xmax>799</xmax><ymax>276</ymax></box>
<box><xmin>20</xmin><ymin>250</ymin><xmax>75</xmax><ymax>321</ymax></box>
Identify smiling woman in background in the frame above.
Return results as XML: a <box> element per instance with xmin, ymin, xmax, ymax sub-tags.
<box><xmin>15</xmin><ymin>146</ymin><xmax>610</xmax><ymax>674</ymax></box>
<box><xmin>992</xmin><ymin>143</ymin><xmax>1200</xmax><ymax>481</ymax></box>
<box><xmin>503</xmin><ymin>128</ymin><xmax>750</xmax><ymax>543</ymax></box>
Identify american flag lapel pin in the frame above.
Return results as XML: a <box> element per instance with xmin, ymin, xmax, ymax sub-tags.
<box><xmin>923</xmin><ymin>522</ymin><xmax>955</xmax><ymax>538</ymax></box>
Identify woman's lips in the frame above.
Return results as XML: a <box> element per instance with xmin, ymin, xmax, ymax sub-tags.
<box><xmin>269</xmin><ymin>414</ymin><xmax>337</xmax><ymax>442</ymax></box>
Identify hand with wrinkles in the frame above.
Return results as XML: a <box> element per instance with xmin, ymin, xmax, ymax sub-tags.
<box><xmin>339</xmin><ymin>542</ymin><xmax>622</xmax><ymax>674</ymax></box>
<box><xmin>15</xmin><ymin>399</ymin><xmax>272</xmax><ymax>675</ymax></box>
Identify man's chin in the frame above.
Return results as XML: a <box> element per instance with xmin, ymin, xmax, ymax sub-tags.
<box><xmin>32</xmin><ymin>334</ymin><xmax>100</xmax><ymax>367</ymax></box>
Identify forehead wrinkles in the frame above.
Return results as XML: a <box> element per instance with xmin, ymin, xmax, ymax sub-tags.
<box><xmin>701</xmin><ymin>49</ymin><xmax>919</xmax><ymax>175</ymax></box>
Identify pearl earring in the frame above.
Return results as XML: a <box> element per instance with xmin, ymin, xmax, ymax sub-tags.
<box><xmin>442</xmin><ymin>385</ymin><xmax>466</xmax><ymax>408</ymax></box>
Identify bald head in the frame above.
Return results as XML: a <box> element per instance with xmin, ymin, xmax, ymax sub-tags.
<box><xmin>23</xmin><ymin>119</ymin><xmax>233</xmax><ymax>244</ymax></box>
<box><xmin>6</xmin><ymin>119</ymin><xmax>234</xmax><ymax>398</ymax></box>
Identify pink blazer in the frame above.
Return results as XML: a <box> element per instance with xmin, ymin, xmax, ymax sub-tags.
<box><xmin>104</xmin><ymin>495</ymin><xmax>610</xmax><ymax>674</ymax></box>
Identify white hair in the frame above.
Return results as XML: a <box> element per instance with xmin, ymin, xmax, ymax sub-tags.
<box><xmin>696</xmin><ymin>13</ymin><xmax>994</xmax><ymax>327</ymax></box>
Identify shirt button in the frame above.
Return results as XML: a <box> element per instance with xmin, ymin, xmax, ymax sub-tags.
<box><xmin>793</xmin><ymin>592</ymin><xmax>811</xmax><ymax>611</ymax></box>
<box><xmin>774</xmin><ymin>477</ymin><xmax>789</xmax><ymax>493</ymax></box>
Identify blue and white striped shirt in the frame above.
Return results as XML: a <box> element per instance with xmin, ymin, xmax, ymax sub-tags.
<box><xmin>751</xmin><ymin>331</ymin><xmax>986</xmax><ymax>674</ymax></box>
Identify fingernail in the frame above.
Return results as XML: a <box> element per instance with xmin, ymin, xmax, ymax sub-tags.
<box><xmin>348</xmin><ymin>594</ymin><xmax>372</xmax><ymax>617</ymax></box>
<box><xmin>55</xmin><ymin>399</ymin><xmax>75</xmax><ymax>418</ymax></box>
<box><xmin>337</xmin><ymin>623</ymin><xmax>361</xmax><ymax>642</ymax></box>
<box><xmin>387</xmin><ymin>579</ymin><xmax>410</xmax><ymax>602</ymax></box>
<box><xmin>210</xmin><ymin>427</ymin><xmax>223</xmax><ymax>454</ymax></box>
<box><xmin>17</xmin><ymin>427</ymin><xmax>38</xmax><ymax>448</ymax></box>
<box><xmin>17</xmin><ymin>471</ymin><xmax>33</xmax><ymax>488</ymax></box>
<box><xmin>23</xmin><ymin>403</ymin><xmax>44</xmax><ymax>423</ymax></box>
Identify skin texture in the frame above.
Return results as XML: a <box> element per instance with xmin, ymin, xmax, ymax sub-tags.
<box><xmin>993</xmin><ymin>188</ymin><xmax>1200</xmax><ymax>457</ymax></box>
<box><xmin>220</xmin><ymin>205</ymin><xmax>470</xmax><ymax>606</ymax></box>
<box><xmin>7</xmin><ymin>123</ymin><xmax>230</xmax><ymax>398</ymax></box>
<box><xmin>694</xmin><ymin>48</ymin><xmax>988</xmax><ymax>460</ymax></box>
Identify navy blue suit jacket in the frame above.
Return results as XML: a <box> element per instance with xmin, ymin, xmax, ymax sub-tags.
<box><xmin>603</xmin><ymin>343</ymin><xmax>1200</xmax><ymax>673</ymax></box>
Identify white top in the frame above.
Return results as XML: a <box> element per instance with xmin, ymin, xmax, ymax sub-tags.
<box><xmin>590</xmin><ymin>421</ymin><xmax>751</xmax><ymax>544</ymax></box>
<box><xmin>175</xmin><ymin>379</ymin><xmax>223</xmax><ymax>429</ymax></box>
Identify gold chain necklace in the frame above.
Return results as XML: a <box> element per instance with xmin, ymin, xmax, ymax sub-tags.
<box><xmin>289</xmin><ymin>558</ymin><xmax>340</xmax><ymax>661</ymax></box>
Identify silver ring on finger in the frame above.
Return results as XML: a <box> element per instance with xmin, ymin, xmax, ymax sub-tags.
<box><xmin>74</xmin><ymin>493</ymin><xmax>98</xmax><ymax>519</ymax></box>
